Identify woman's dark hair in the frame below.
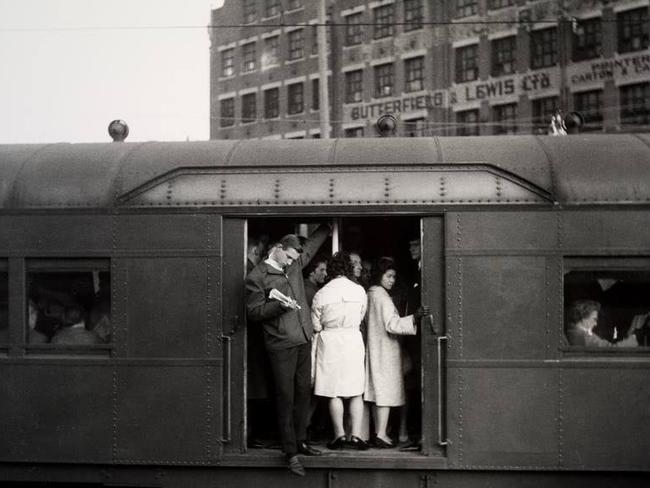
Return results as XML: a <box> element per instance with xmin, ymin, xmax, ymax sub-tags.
<box><xmin>327</xmin><ymin>251</ymin><xmax>352</xmax><ymax>279</ymax></box>
<box><xmin>370</xmin><ymin>257</ymin><xmax>396</xmax><ymax>286</ymax></box>
<box><xmin>567</xmin><ymin>299</ymin><xmax>601</xmax><ymax>325</ymax></box>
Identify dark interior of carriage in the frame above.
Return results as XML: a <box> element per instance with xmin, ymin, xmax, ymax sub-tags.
<box><xmin>245</xmin><ymin>217</ymin><xmax>423</xmax><ymax>455</ymax></box>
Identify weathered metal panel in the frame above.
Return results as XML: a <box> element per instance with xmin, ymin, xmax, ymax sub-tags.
<box><xmin>449</xmin><ymin>367</ymin><xmax>559</xmax><ymax>469</ymax></box>
<box><xmin>115</xmin><ymin>214</ymin><xmax>216</xmax><ymax>252</ymax></box>
<box><xmin>0</xmin><ymin>215</ymin><xmax>112</xmax><ymax>252</ymax></box>
<box><xmin>454</xmin><ymin>256</ymin><xmax>549</xmax><ymax>360</ymax></box>
<box><xmin>122</xmin><ymin>258</ymin><xmax>210</xmax><ymax>358</ymax></box>
<box><xmin>114</xmin><ymin>364</ymin><xmax>217</xmax><ymax>464</ymax></box>
<box><xmin>561</xmin><ymin>210</ymin><xmax>650</xmax><ymax>252</ymax></box>
<box><xmin>561</xmin><ymin>365</ymin><xmax>650</xmax><ymax>469</ymax></box>
<box><xmin>0</xmin><ymin>362</ymin><xmax>112</xmax><ymax>463</ymax></box>
<box><xmin>446</xmin><ymin>211</ymin><xmax>558</xmax><ymax>252</ymax></box>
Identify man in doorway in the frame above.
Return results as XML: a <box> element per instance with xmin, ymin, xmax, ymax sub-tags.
<box><xmin>246</xmin><ymin>224</ymin><xmax>330</xmax><ymax>476</ymax></box>
<box><xmin>303</xmin><ymin>257</ymin><xmax>328</xmax><ymax>308</ymax></box>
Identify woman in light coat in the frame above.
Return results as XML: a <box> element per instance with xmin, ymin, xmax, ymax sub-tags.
<box><xmin>364</xmin><ymin>257</ymin><xmax>427</xmax><ymax>448</ymax></box>
<box><xmin>312</xmin><ymin>252</ymin><xmax>368</xmax><ymax>450</ymax></box>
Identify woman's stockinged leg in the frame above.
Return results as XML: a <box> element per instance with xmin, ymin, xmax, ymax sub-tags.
<box><xmin>349</xmin><ymin>395</ymin><xmax>364</xmax><ymax>438</ymax></box>
<box><xmin>329</xmin><ymin>397</ymin><xmax>345</xmax><ymax>439</ymax></box>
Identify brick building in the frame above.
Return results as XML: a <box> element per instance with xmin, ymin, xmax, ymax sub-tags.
<box><xmin>209</xmin><ymin>0</ymin><xmax>650</xmax><ymax>139</ymax></box>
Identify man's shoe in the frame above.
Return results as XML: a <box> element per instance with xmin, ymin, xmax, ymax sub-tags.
<box><xmin>372</xmin><ymin>436</ymin><xmax>394</xmax><ymax>449</ymax></box>
<box><xmin>347</xmin><ymin>436</ymin><xmax>369</xmax><ymax>450</ymax></box>
<box><xmin>326</xmin><ymin>435</ymin><xmax>347</xmax><ymax>450</ymax></box>
<box><xmin>287</xmin><ymin>455</ymin><xmax>305</xmax><ymax>477</ymax></box>
<box><xmin>297</xmin><ymin>441</ymin><xmax>322</xmax><ymax>456</ymax></box>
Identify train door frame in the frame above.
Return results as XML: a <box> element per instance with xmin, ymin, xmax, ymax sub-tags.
<box><xmin>221</xmin><ymin>214</ymin><xmax>446</xmax><ymax>458</ymax></box>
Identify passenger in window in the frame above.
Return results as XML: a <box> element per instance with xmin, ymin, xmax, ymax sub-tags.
<box><xmin>311</xmin><ymin>252</ymin><xmax>368</xmax><ymax>451</ymax></box>
<box><xmin>246</xmin><ymin>224</ymin><xmax>330</xmax><ymax>476</ymax></box>
<box><xmin>50</xmin><ymin>304</ymin><xmax>100</xmax><ymax>345</ymax></box>
<box><xmin>364</xmin><ymin>257</ymin><xmax>429</xmax><ymax>448</ymax></box>
<box><xmin>247</xmin><ymin>235</ymin><xmax>268</xmax><ymax>274</ymax></box>
<box><xmin>566</xmin><ymin>300</ymin><xmax>643</xmax><ymax>347</ymax></box>
<box><xmin>28</xmin><ymin>300</ymin><xmax>48</xmax><ymax>344</ymax></box>
<box><xmin>303</xmin><ymin>256</ymin><xmax>328</xmax><ymax>308</ymax></box>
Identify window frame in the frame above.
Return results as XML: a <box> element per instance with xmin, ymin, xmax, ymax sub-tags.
<box><xmin>531</xmin><ymin>96</ymin><xmax>559</xmax><ymax>134</ymax></box>
<box><xmin>573</xmin><ymin>89</ymin><xmax>603</xmax><ymax>132</ymax></box>
<box><xmin>491</xmin><ymin>36</ymin><xmax>516</xmax><ymax>77</ymax></box>
<box><xmin>456</xmin><ymin>109</ymin><xmax>480</xmax><ymax>136</ymax></box>
<box><xmin>373</xmin><ymin>4</ymin><xmax>394</xmax><ymax>40</ymax></box>
<box><xmin>620</xmin><ymin>82</ymin><xmax>650</xmax><ymax>126</ymax></box>
<box><xmin>617</xmin><ymin>7</ymin><xmax>649</xmax><ymax>54</ymax></box>
<box><xmin>263</xmin><ymin>35</ymin><xmax>280</xmax><ymax>68</ymax></box>
<box><xmin>403</xmin><ymin>0</ymin><xmax>423</xmax><ymax>32</ymax></box>
<box><xmin>265</xmin><ymin>0</ymin><xmax>281</xmax><ymax>18</ymax></box>
<box><xmin>405</xmin><ymin>56</ymin><xmax>425</xmax><ymax>93</ymax></box>
<box><xmin>455</xmin><ymin>44</ymin><xmax>479</xmax><ymax>83</ymax></box>
<box><xmin>242</xmin><ymin>0</ymin><xmax>256</xmax><ymax>24</ymax></box>
<box><xmin>345</xmin><ymin>70</ymin><xmax>364</xmax><ymax>103</ymax></box>
<box><xmin>241</xmin><ymin>93</ymin><xmax>257</xmax><ymax>124</ymax></box>
<box><xmin>287</xmin><ymin>82</ymin><xmax>304</xmax><ymax>115</ymax></box>
<box><xmin>221</xmin><ymin>48</ymin><xmax>235</xmax><ymax>77</ymax></box>
<box><xmin>220</xmin><ymin>98</ymin><xmax>236</xmax><ymax>127</ymax></box>
<box><xmin>264</xmin><ymin>87</ymin><xmax>280</xmax><ymax>119</ymax></box>
<box><xmin>572</xmin><ymin>17</ymin><xmax>602</xmax><ymax>62</ymax></box>
<box><xmin>242</xmin><ymin>42</ymin><xmax>257</xmax><ymax>73</ymax></box>
<box><xmin>345</xmin><ymin>12</ymin><xmax>364</xmax><ymax>46</ymax></box>
<box><xmin>374</xmin><ymin>63</ymin><xmax>394</xmax><ymax>98</ymax></box>
<box><xmin>493</xmin><ymin>103</ymin><xmax>518</xmax><ymax>135</ymax></box>
<box><xmin>288</xmin><ymin>28</ymin><xmax>304</xmax><ymax>61</ymax></box>
<box><xmin>456</xmin><ymin>0</ymin><xmax>478</xmax><ymax>18</ymax></box>
<box><xmin>530</xmin><ymin>27</ymin><xmax>558</xmax><ymax>70</ymax></box>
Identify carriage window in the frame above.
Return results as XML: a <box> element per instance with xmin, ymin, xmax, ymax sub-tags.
<box><xmin>564</xmin><ymin>259</ymin><xmax>650</xmax><ymax>349</ymax></box>
<box><xmin>0</xmin><ymin>262</ymin><xmax>8</xmax><ymax>345</ymax></box>
<box><xmin>26</xmin><ymin>259</ymin><xmax>111</xmax><ymax>347</ymax></box>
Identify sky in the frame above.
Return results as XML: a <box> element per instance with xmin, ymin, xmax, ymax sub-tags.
<box><xmin>0</xmin><ymin>0</ymin><xmax>224</xmax><ymax>144</ymax></box>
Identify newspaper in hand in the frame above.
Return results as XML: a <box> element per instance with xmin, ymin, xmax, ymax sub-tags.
<box><xmin>269</xmin><ymin>288</ymin><xmax>301</xmax><ymax>310</ymax></box>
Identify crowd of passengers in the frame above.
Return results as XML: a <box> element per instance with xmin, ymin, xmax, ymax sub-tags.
<box><xmin>24</xmin><ymin>273</ymin><xmax>111</xmax><ymax>345</ymax></box>
<box><xmin>245</xmin><ymin>223</ymin><xmax>428</xmax><ymax>476</ymax></box>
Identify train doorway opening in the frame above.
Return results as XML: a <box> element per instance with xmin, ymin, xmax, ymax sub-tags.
<box><xmin>223</xmin><ymin>215</ymin><xmax>445</xmax><ymax>457</ymax></box>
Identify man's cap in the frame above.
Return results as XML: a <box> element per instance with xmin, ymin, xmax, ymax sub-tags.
<box><xmin>279</xmin><ymin>234</ymin><xmax>303</xmax><ymax>253</ymax></box>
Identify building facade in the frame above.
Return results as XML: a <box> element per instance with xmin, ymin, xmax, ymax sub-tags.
<box><xmin>209</xmin><ymin>0</ymin><xmax>650</xmax><ymax>139</ymax></box>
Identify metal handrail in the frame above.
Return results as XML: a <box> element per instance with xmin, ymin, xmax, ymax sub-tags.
<box><xmin>221</xmin><ymin>335</ymin><xmax>232</xmax><ymax>444</ymax></box>
<box><xmin>437</xmin><ymin>335</ymin><xmax>449</xmax><ymax>447</ymax></box>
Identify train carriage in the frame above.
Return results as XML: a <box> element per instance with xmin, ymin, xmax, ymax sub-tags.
<box><xmin>0</xmin><ymin>134</ymin><xmax>649</xmax><ymax>487</ymax></box>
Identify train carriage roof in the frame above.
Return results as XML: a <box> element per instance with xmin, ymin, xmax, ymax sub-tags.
<box><xmin>0</xmin><ymin>134</ymin><xmax>649</xmax><ymax>209</ymax></box>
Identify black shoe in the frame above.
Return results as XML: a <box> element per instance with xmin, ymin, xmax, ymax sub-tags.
<box><xmin>347</xmin><ymin>435</ymin><xmax>369</xmax><ymax>450</ymax></box>
<box><xmin>372</xmin><ymin>436</ymin><xmax>394</xmax><ymax>449</ymax></box>
<box><xmin>287</xmin><ymin>455</ymin><xmax>305</xmax><ymax>477</ymax></box>
<box><xmin>298</xmin><ymin>441</ymin><xmax>322</xmax><ymax>456</ymax></box>
<box><xmin>399</xmin><ymin>440</ymin><xmax>422</xmax><ymax>452</ymax></box>
<box><xmin>326</xmin><ymin>435</ymin><xmax>347</xmax><ymax>450</ymax></box>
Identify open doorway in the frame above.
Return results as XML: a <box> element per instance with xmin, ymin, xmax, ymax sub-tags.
<box><xmin>245</xmin><ymin>216</ymin><xmax>422</xmax><ymax>452</ymax></box>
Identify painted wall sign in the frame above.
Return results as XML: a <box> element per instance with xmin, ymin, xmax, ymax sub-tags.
<box><xmin>568</xmin><ymin>49</ymin><xmax>650</xmax><ymax>87</ymax></box>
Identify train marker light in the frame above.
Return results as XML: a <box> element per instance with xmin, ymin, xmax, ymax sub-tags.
<box><xmin>375</xmin><ymin>114</ymin><xmax>397</xmax><ymax>137</ymax></box>
<box><xmin>108</xmin><ymin>119</ymin><xmax>129</xmax><ymax>142</ymax></box>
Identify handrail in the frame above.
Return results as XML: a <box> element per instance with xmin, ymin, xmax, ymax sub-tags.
<box><xmin>221</xmin><ymin>334</ymin><xmax>232</xmax><ymax>444</ymax></box>
<box><xmin>437</xmin><ymin>335</ymin><xmax>449</xmax><ymax>447</ymax></box>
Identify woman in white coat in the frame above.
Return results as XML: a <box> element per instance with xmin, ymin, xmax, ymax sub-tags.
<box><xmin>311</xmin><ymin>252</ymin><xmax>368</xmax><ymax>450</ymax></box>
<box><xmin>364</xmin><ymin>257</ymin><xmax>427</xmax><ymax>448</ymax></box>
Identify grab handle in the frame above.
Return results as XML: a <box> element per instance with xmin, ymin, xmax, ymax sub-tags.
<box><xmin>221</xmin><ymin>335</ymin><xmax>232</xmax><ymax>444</ymax></box>
<box><xmin>437</xmin><ymin>335</ymin><xmax>449</xmax><ymax>447</ymax></box>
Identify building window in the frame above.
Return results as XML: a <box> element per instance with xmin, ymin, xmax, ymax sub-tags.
<box><xmin>617</xmin><ymin>7</ymin><xmax>649</xmax><ymax>53</ymax></box>
<box><xmin>288</xmin><ymin>29</ymin><xmax>304</xmax><ymax>61</ymax></box>
<box><xmin>456</xmin><ymin>109</ymin><xmax>479</xmax><ymax>136</ymax></box>
<box><xmin>242</xmin><ymin>42</ymin><xmax>256</xmax><ymax>72</ymax></box>
<box><xmin>26</xmin><ymin>259</ymin><xmax>112</xmax><ymax>346</ymax></box>
<box><xmin>456</xmin><ymin>0</ymin><xmax>478</xmax><ymax>18</ymax></box>
<box><xmin>563</xmin><ymin>258</ymin><xmax>650</xmax><ymax>348</ymax></box>
<box><xmin>572</xmin><ymin>17</ymin><xmax>602</xmax><ymax>61</ymax></box>
<box><xmin>455</xmin><ymin>44</ymin><xmax>478</xmax><ymax>83</ymax></box>
<box><xmin>493</xmin><ymin>103</ymin><xmax>517</xmax><ymax>135</ymax></box>
<box><xmin>373</xmin><ymin>4</ymin><xmax>394</xmax><ymax>40</ymax></box>
<box><xmin>491</xmin><ymin>36</ymin><xmax>516</xmax><ymax>77</ymax></box>
<box><xmin>345</xmin><ymin>12</ymin><xmax>364</xmax><ymax>46</ymax></box>
<box><xmin>264</xmin><ymin>88</ymin><xmax>279</xmax><ymax>119</ymax></box>
<box><xmin>620</xmin><ymin>82</ymin><xmax>650</xmax><ymax>126</ymax></box>
<box><xmin>405</xmin><ymin>56</ymin><xmax>424</xmax><ymax>92</ymax></box>
<box><xmin>345</xmin><ymin>127</ymin><xmax>364</xmax><ymax>137</ymax></box>
<box><xmin>263</xmin><ymin>35</ymin><xmax>280</xmax><ymax>68</ymax></box>
<box><xmin>311</xmin><ymin>22</ymin><xmax>331</xmax><ymax>55</ymax></box>
<box><xmin>243</xmin><ymin>0</ymin><xmax>256</xmax><ymax>24</ymax></box>
<box><xmin>242</xmin><ymin>93</ymin><xmax>257</xmax><ymax>123</ymax></box>
<box><xmin>287</xmin><ymin>0</ymin><xmax>301</xmax><ymax>10</ymax></box>
<box><xmin>220</xmin><ymin>98</ymin><xmax>235</xmax><ymax>127</ymax></box>
<box><xmin>345</xmin><ymin>70</ymin><xmax>363</xmax><ymax>103</ymax></box>
<box><xmin>404</xmin><ymin>0</ymin><xmax>423</xmax><ymax>32</ymax></box>
<box><xmin>288</xmin><ymin>83</ymin><xmax>304</xmax><ymax>114</ymax></box>
<box><xmin>532</xmin><ymin>96</ymin><xmax>559</xmax><ymax>134</ymax></box>
<box><xmin>265</xmin><ymin>0</ymin><xmax>281</xmax><ymax>18</ymax></box>
<box><xmin>0</xmin><ymin>261</ymin><xmax>7</xmax><ymax>345</ymax></box>
<box><xmin>374</xmin><ymin>63</ymin><xmax>394</xmax><ymax>98</ymax></box>
<box><xmin>406</xmin><ymin>118</ymin><xmax>427</xmax><ymax>137</ymax></box>
<box><xmin>574</xmin><ymin>90</ymin><xmax>602</xmax><ymax>132</ymax></box>
<box><xmin>530</xmin><ymin>27</ymin><xmax>558</xmax><ymax>69</ymax></box>
<box><xmin>221</xmin><ymin>48</ymin><xmax>234</xmax><ymax>77</ymax></box>
<box><xmin>488</xmin><ymin>0</ymin><xmax>514</xmax><ymax>9</ymax></box>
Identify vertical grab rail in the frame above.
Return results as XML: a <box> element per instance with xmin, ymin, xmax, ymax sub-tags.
<box><xmin>221</xmin><ymin>335</ymin><xmax>232</xmax><ymax>444</ymax></box>
<box><xmin>437</xmin><ymin>335</ymin><xmax>448</xmax><ymax>447</ymax></box>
